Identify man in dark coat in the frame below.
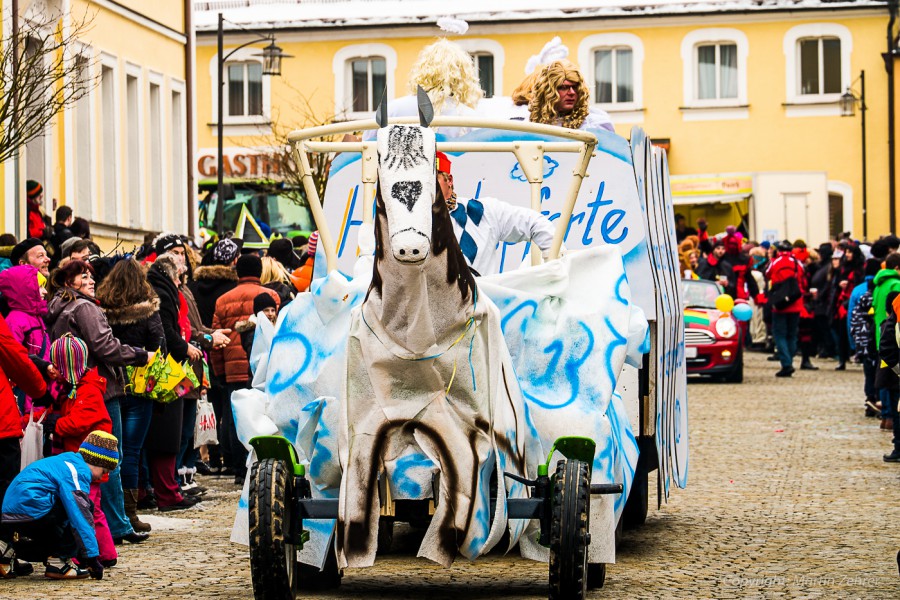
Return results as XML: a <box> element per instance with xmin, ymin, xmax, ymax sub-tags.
<box><xmin>49</xmin><ymin>206</ymin><xmax>74</xmax><ymax>269</ymax></box>
<box><xmin>697</xmin><ymin>239</ymin><xmax>735</xmax><ymax>297</ymax></box>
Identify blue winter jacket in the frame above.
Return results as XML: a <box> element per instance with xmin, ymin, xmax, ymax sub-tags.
<box><xmin>1</xmin><ymin>452</ymin><xmax>98</xmax><ymax>557</ymax></box>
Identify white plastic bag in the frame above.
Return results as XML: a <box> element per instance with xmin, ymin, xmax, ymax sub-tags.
<box><xmin>20</xmin><ymin>410</ymin><xmax>46</xmax><ymax>470</ymax></box>
<box><xmin>194</xmin><ymin>394</ymin><xmax>218</xmax><ymax>448</ymax></box>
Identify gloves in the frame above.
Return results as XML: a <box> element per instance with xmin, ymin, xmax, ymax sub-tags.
<box><xmin>44</xmin><ymin>413</ymin><xmax>60</xmax><ymax>435</ymax></box>
<box><xmin>85</xmin><ymin>557</ymin><xmax>103</xmax><ymax>580</ymax></box>
<box><xmin>31</xmin><ymin>389</ymin><xmax>54</xmax><ymax>408</ymax></box>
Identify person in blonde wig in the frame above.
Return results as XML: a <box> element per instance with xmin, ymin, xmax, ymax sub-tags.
<box><xmin>363</xmin><ymin>38</ymin><xmax>481</xmax><ymax>140</ymax></box>
<box><xmin>529</xmin><ymin>60</ymin><xmax>596</xmax><ymax>130</ymax></box>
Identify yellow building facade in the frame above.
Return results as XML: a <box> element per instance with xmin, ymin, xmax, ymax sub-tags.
<box><xmin>195</xmin><ymin>0</ymin><xmax>897</xmax><ymax>243</ymax></box>
<box><xmin>1</xmin><ymin>0</ymin><xmax>195</xmax><ymax>249</ymax></box>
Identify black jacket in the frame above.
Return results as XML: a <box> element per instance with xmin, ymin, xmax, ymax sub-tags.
<box><xmin>877</xmin><ymin>313</ymin><xmax>899</xmax><ymax>391</ymax></box>
<box><xmin>147</xmin><ymin>265</ymin><xmax>189</xmax><ymax>362</ymax></box>
<box><xmin>188</xmin><ymin>265</ymin><xmax>238</xmax><ymax>328</ymax></box>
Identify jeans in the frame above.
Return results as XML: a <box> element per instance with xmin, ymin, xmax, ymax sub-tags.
<box><xmin>176</xmin><ymin>398</ymin><xmax>198</xmax><ymax>470</ymax></box>
<box><xmin>224</xmin><ymin>382</ymin><xmax>250</xmax><ymax>475</ymax></box>
<box><xmin>772</xmin><ymin>312</ymin><xmax>800</xmax><ymax>369</ymax></box>
<box><xmin>100</xmin><ymin>397</ymin><xmax>133</xmax><ymax>538</ymax></box>
<box><xmin>880</xmin><ymin>387</ymin><xmax>898</xmax><ymax>421</ymax></box>
<box><xmin>120</xmin><ymin>395</ymin><xmax>153</xmax><ymax>490</ymax></box>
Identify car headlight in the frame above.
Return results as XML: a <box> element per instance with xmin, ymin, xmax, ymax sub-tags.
<box><xmin>715</xmin><ymin>317</ymin><xmax>737</xmax><ymax>339</ymax></box>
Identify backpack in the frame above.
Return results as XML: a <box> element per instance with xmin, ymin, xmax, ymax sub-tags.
<box><xmin>770</xmin><ymin>259</ymin><xmax>802</xmax><ymax>310</ymax></box>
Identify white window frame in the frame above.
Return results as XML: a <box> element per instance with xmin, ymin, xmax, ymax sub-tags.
<box><xmin>169</xmin><ymin>78</ymin><xmax>188</xmax><ymax>234</ymax></box>
<box><xmin>681</xmin><ymin>28</ymin><xmax>748</xmax><ymax>109</ymax></box>
<box><xmin>783</xmin><ymin>23</ymin><xmax>852</xmax><ymax>106</ymax></box>
<box><xmin>66</xmin><ymin>44</ymin><xmax>97</xmax><ymax>222</ymax></box>
<box><xmin>455</xmin><ymin>38</ymin><xmax>505</xmax><ymax>99</ymax></box>
<box><xmin>147</xmin><ymin>70</ymin><xmax>166</xmax><ymax>231</ymax></box>
<box><xmin>579</xmin><ymin>33</ymin><xmax>643</xmax><ymax>116</ymax></box>
<box><xmin>333</xmin><ymin>43</ymin><xmax>397</xmax><ymax>121</ymax></box>
<box><xmin>98</xmin><ymin>51</ymin><xmax>121</xmax><ymax>226</ymax></box>
<box><xmin>124</xmin><ymin>62</ymin><xmax>144</xmax><ymax>229</ymax></box>
<box><xmin>208</xmin><ymin>46</ymin><xmax>271</xmax><ymax>127</ymax></box>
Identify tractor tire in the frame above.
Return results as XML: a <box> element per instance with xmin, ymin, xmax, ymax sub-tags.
<box><xmin>549</xmin><ymin>459</ymin><xmax>590</xmax><ymax>600</ymax></box>
<box><xmin>248</xmin><ymin>458</ymin><xmax>298</xmax><ymax>600</ymax></box>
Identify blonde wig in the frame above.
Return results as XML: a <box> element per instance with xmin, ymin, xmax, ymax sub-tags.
<box><xmin>260</xmin><ymin>255</ymin><xmax>291</xmax><ymax>286</ymax></box>
<box><xmin>407</xmin><ymin>38</ymin><xmax>483</xmax><ymax>114</ymax></box>
<box><xmin>511</xmin><ymin>70</ymin><xmax>541</xmax><ymax>107</ymax></box>
<box><xmin>529</xmin><ymin>60</ymin><xmax>590</xmax><ymax>129</ymax></box>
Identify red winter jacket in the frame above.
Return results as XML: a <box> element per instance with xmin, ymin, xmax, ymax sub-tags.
<box><xmin>212</xmin><ymin>277</ymin><xmax>279</xmax><ymax>383</ymax></box>
<box><xmin>767</xmin><ymin>254</ymin><xmax>806</xmax><ymax>314</ymax></box>
<box><xmin>0</xmin><ymin>315</ymin><xmax>47</xmax><ymax>439</ymax></box>
<box><xmin>53</xmin><ymin>368</ymin><xmax>111</xmax><ymax>454</ymax></box>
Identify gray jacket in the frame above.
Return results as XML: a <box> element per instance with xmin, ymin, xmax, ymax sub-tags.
<box><xmin>46</xmin><ymin>289</ymin><xmax>149</xmax><ymax>401</ymax></box>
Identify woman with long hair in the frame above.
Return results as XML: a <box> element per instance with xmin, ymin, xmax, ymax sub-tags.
<box><xmin>45</xmin><ymin>259</ymin><xmax>150</xmax><ymax>543</ymax></box>
<box><xmin>95</xmin><ymin>258</ymin><xmax>164</xmax><ymax>535</ymax></box>
<box><xmin>260</xmin><ymin>256</ymin><xmax>294</xmax><ymax>309</ymax></box>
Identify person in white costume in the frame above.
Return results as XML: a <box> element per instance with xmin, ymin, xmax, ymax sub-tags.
<box><xmin>436</xmin><ymin>151</ymin><xmax>555</xmax><ymax>276</ymax></box>
<box><xmin>363</xmin><ymin>38</ymin><xmax>481</xmax><ymax>140</ymax></box>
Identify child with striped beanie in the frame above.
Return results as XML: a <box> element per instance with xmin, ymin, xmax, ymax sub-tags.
<box><xmin>45</xmin><ymin>336</ymin><xmax>118</xmax><ymax>566</ymax></box>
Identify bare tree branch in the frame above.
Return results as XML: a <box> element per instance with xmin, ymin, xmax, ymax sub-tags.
<box><xmin>0</xmin><ymin>13</ymin><xmax>97</xmax><ymax>165</ymax></box>
<box><xmin>242</xmin><ymin>82</ymin><xmax>352</xmax><ymax>207</ymax></box>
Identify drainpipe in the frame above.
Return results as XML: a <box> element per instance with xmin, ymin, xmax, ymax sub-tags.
<box><xmin>12</xmin><ymin>0</ymin><xmax>20</xmax><ymax>238</ymax></box>
<box><xmin>184</xmin><ymin>0</ymin><xmax>196</xmax><ymax>237</ymax></box>
<box><xmin>887</xmin><ymin>0</ymin><xmax>899</xmax><ymax>233</ymax></box>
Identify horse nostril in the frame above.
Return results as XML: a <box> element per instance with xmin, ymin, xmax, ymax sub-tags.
<box><xmin>412</xmin><ymin>249</ymin><xmax>419</xmax><ymax>255</ymax></box>
<box><xmin>399</xmin><ymin>249</ymin><xmax>406</xmax><ymax>255</ymax></box>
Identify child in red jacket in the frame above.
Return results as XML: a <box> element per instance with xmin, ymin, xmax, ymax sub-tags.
<box><xmin>45</xmin><ymin>335</ymin><xmax>117</xmax><ymax>566</ymax></box>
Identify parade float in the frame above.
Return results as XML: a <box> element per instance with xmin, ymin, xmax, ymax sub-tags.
<box><xmin>229</xmin><ymin>94</ymin><xmax>688</xmax><ymax>599</ymax></box>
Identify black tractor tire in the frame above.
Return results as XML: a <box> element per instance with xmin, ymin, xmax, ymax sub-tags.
<box><xmin>586</xmin><ymin>563</ymin><xmax>606</xmax><ymax>589</ymax></box>
<box><xmin>622</xmin><ymin>462</ymin><xmax>649</xmax><ymax>530</ymax></box>
<box><xmin>549</xmin><ymin>458</ymin><xmax>590</xmax><ymax>600</ymax></box>
<box><xmin>297</xmin><ymin>542</ymin><xmax>342</xmax><ymax>591</ymax></box>
<box><xmin>724</xmin><ymin>352</ymin><xmax>744</xmax><ymax>383</ymax></box>
<box><xmin>377</xmin><ymin>517</ymin><xmax>394</xmax><ymax>554</ymax></box>
<box><xmin>248</xmin><ymin>458</ymin><xmax>298</xmax><ymax>600</ymax></box>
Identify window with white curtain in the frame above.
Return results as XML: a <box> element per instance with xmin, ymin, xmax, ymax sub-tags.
<box><xmin>578</xmin><ymin>33</ymin><xmax>643</xmax><ymax>116</ymax></box>
<box><xmin>799</xmin><ymin>37</ymin><xmax>841</xmax><ymax>96</ymax></box>
<box><xmin>350</xmin><ymin>57</ymin><xmax>386</xmax><ymax>113</ymax></box>
<box><xmin>593</xmin><ymin>47</ymin><xmax>633</xmax><ymax>104</ymax></box>
<box><xmin>227</xmin><ymin>61</ymin><xmax>263</xmax><ymax>117</ymax></box>
<box><xmin>696</xmin><ymin>43</ymin><xmax>738</xmax><ymax>101</ymax></box>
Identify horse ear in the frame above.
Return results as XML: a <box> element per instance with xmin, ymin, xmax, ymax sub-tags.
<box><xmin>416</xmin><ymin>85</ymin><xmax>434</xmax><ymax>128</ymax></box>
<box><xmin>375</xmin><ymin>87</ymin><xmax>388</xmax><ymax>128</ymax></box>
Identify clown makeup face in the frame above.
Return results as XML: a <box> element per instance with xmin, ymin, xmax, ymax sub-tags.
<box><xmin>554</xmin><ymin>80</ymin><xmax>579</xmax><ymax>114</ymax></box>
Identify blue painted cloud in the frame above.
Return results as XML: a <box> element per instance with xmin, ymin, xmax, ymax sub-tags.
<box><xmin>510</xmin><ymin>156</ymin><xmax>560</xmax><ymax>182</ymax></box>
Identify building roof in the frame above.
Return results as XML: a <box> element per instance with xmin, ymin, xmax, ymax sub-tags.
<box><xmin>194</xmin><ymin>0</ymin><xmax>887</xmax><ymax>32</ymax></box>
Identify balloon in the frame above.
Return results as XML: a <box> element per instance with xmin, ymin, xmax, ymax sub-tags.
<box><xmin>733</xmin><ymin>298</ymin><xmax>749</xmax><ymax>305</ymax></box>
<box><xmin>715</xmin><ymin>294</ymin><xmax>735</xmax><ymax>313</ymax></box>
<box><xmin>733</xmin><ymin>303</ymin><xmax>753</xmax><ymax>322</ymax></box>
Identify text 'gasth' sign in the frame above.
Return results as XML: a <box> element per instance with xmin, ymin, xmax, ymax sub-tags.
<box><xmin>196</xmin><ymin>152</ymin><xmax>282</xmax><ymax>179</ymax></box>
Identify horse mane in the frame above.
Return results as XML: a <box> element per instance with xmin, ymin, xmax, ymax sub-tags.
<box><xmin>368</xmin><ymin>180</ymin><xmax>477</xmax><ymax>303</ymax></box>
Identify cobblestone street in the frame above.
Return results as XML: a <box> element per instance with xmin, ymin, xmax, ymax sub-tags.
<box><xmin>6</xmin><ymin>352</ymin><xmax>899</xmax><ymax>599</ymax></box>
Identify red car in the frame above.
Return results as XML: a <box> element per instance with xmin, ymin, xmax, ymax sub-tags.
<box><xmin>682</xmin><ymin>279</ymin><xmax>743</xmax><ymax>383</ymax></box>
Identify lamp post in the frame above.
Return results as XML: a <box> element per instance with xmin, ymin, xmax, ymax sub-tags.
<box><xmin>840</xmin><ymin>70</ymin><xmax>867</xmax><ymax>239</ymax></box>
<box><xmin>216</xmin><ymin>12</ymin><xmax>291</xmax><ymax>235</ymax></box>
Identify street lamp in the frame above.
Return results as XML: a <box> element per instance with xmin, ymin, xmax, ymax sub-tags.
<box><xmin>840</xmin><ymin>70</ymin><xmax>867</xmax><ymax>239</ymax></box>
<box><xmin>216</xmin><ymin>12</ymin><xmax>292</xmax><ymax>235</ymax></box>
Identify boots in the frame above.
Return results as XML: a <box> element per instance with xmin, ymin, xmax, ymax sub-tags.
<box><xmin>124</xmin><ymin>489</ymin><xmax>152</xmax><ymax>533</ymax></box>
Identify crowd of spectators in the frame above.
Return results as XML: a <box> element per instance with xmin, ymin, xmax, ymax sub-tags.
<box><xmin>0</xmin><ymin>206</ymin><xmax>312</xmax><ymax>580</ymax></box>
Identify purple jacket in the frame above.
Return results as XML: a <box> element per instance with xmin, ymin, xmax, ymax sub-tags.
<box><xmin>0</xmin><ymin>265</ymin><xmax>50</xmax><ymax>360</ymax></box>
